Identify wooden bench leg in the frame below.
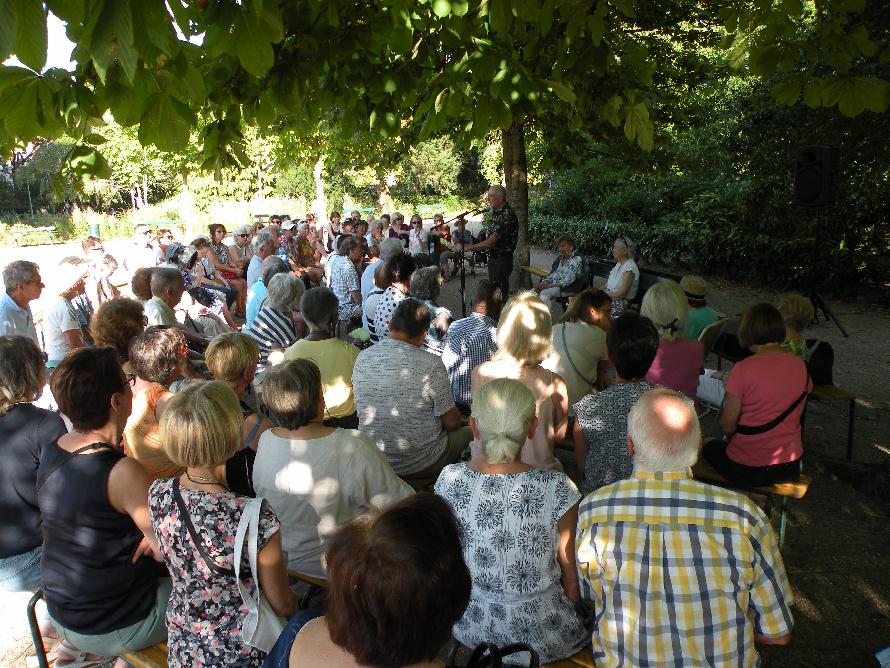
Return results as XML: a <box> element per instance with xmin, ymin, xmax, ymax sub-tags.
<box><xmin>779</xmin><ymin>496</ymin><xmax>788</xmax><ymax>548</ymax></box>
<box><xmin>846</xmin><ymin>398</ymin><xmax>855</xmax><ymax>461</ymax></box>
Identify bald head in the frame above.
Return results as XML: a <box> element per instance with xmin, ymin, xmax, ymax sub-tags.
<box><xmin>627</xmin><ymin>388</ymin><xmax>701</xmax><ymax>473</ymax></box>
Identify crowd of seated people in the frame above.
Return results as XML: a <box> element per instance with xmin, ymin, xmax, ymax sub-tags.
<box><xmin>0</xmin><ymin>211</ymin><xmax>805</xmax><ymax>667</ymax></box>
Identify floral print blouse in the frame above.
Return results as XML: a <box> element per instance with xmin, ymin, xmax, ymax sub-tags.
<box><xmin>149</xmin><ymin>477</ymin><xmax>280</xmax><ymax>668</ymax></box>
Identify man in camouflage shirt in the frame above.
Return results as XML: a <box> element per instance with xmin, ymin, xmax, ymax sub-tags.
<box><xmin>460</xmin><ymin>185</ymin><xmax>518</xmax><ymax>296</ymax></box>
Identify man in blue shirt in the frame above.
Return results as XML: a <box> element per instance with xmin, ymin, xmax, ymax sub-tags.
<box><xmin>0</xmin><ymin>260</ymin><xmax>43</xmax><ymax>344</ymax></box>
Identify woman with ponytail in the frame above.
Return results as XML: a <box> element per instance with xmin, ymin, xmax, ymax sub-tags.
<box><xmin>434</xmin><ymin>378</ymin><xmax>587</xmax><ymax>663</ymax></box>
<box><xmin>641</xmin><ymin>279</ymin><xmax>704</xmax><ymax>402</ymax></box>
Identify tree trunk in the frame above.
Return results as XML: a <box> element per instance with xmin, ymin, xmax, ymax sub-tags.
<box><xmin>313</xmin><ymin>155</ymin><xmax>327</xmax><ymax>226</ymax></box>
<box><xmin>142</xmin><ymin>173</ymin><xmax>149</xmax><ymax>207</ymax></box>
<box><xmin>378</xmin><ymin>175</ymin><xmax>395</xmax><ymax>214</ymax></box>
<box><xmin>501</xmin><ymin>121</ymin><xmax>531</xmax><ymax>289</ymax></box>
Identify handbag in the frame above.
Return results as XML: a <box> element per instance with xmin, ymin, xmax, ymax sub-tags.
<box><xmin>234</xmin><ymin>496</ymin><xmax>286</xmax><ymax>652</ymax></box>
<box><xmin>447</xmin><ymin>642</ymin><xmax>539</xmax><ymax>668</ymax></box>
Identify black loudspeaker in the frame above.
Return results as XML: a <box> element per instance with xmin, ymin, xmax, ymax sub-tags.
<box><xmin>794</xmin><ymin>145</ymin><xmax>838</xmax><ymax>207</ymax></box>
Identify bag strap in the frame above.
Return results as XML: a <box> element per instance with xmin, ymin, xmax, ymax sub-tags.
<box><xmin>234</xmin><ymin>497</ymin><xmax>264</xmax><ymax>613</ymax></box>
<box><xmin>244</xmin><ymin>412</ymin><xmax>263</xmax><ymax>447</ymax></box>
<box><xmin>37</xmin><ymin>443</ymin><xmax>115</xmax><ymax>492</ymax></box>
<box><xmin>172</xmin><ymin>477</ymin><xmax>236</xmax><ymax>577</ymax></box>
<box><xmin>735</xmin><ymin>374</ymin><xmax>810</xmax><ymax>435</ymax></box>
<box><xmin>561</xmin><ymin>325</ymin><xmax>598</xmax><ymax>389</ymax></box>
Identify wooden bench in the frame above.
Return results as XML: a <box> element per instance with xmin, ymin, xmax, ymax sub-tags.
<box><xmin>10</xmin><ymin>225</ymin><xmax>56</xmax><ymax>246</ymax></box>
<box><xmin>692</xmin><ymin>459</ymin><xmax>811</xmax><ymax>548</ymax></box>
<box><xmin>809</xmin><ymin>383</ymin><xmax>857</xmax><ymax>461</ymax></box>
<box><xmin>120</xmin><ymin>643</ymin><xmax>169</xmax><ymax>668</ymax></box>
<box><xmin>402</xmin><ymin>474</ymin><xmax>439</xmax><ymax>492</ymax></box>
<box><xmin>523</xmin><ymin>264</ymin><xmax>551</xmax><ymax>279</ymax></box>
<box><xmin>545</xmin><ymin>646</ymin><xmax>597</xmax><ymax>667</ymax></box>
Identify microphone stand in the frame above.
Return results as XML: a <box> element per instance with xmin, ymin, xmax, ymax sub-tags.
<box><xmin>443</xmin><ymin>207</ymin><xmax>486</xmax><ymax>317</ymax></box>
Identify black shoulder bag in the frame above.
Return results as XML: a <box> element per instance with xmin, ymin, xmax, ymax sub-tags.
<box><xmin>734</xmin><ymin>375</ymin><xmax>810</xmax><ymax>436</ymax></box>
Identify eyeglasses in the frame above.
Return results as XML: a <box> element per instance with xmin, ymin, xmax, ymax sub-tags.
<box><xmin>140</xmin><ymin>230</ymin><xmax>152</xmax><ymax>236</ymax></box>
<box><xmin>237</xmin><ymin>233</ymin><xmax>250</xmax><ymax>238</ymax></box>
<box><xmin>126</xmin><ymin>373</ymin><xmax>137</xmax><ymax>387</ymax></box>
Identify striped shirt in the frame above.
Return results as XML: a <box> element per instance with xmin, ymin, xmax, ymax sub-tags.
<box><xmin>244</xmin><ymin>306</ymin><xmax>298</xmax><ymax>374</ymax></box>
<box><xmin>577</xmin><ymin>470</ymin><xmax>794</xmax><ymax>668</ymax></box>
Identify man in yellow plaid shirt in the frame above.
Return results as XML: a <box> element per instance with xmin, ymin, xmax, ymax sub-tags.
<box><xmin>577</xmin><ymin>388</ymin><xmax>793</xmax><ymax>667</ymax></box>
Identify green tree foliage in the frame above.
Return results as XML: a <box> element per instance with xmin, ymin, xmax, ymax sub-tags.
<box><xmin>399</xmin><ymin>136</ymin><xmax>461</xmax><ymax>197</ymax></box>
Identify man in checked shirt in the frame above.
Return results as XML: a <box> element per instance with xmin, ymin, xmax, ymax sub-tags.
<box><xmin>577</xmin><ymin>388</ymin><xmax>793</xmax><ymax>667</ymax></box>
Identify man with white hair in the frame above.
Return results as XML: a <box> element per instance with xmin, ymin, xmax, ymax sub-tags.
<box><xmin>577</xmin><ymin>388</ymin><xmax>793</xmax><ymax>667</ymax></box>
<box><xmin>0</xmin><ymin>260</ymin><xmax>43</xmax><ymax>343</ymax></box>
<box><xmin>459</xmin><ymin>184</ymin><xmax>518</xmax><ymax>296</ymax></box>
<box><xmin>246</xmin><ymin>231</ymin><xmax>277</xmax><ymax>288</ymax></box>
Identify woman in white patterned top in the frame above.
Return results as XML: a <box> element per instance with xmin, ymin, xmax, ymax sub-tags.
<box><xmin>435</xmin><ymin>379</ymin><xmax>587</xmax><ymax>663</ymax></box>
<box><xmin>372</xmin><ymin>253</ymin><xmax>416</xmax><ymax>343</ymax></box>
<box><xmin>534</xmin><ymin>235</ymin><xmax>584</xmax><ymax>321</ymax></box>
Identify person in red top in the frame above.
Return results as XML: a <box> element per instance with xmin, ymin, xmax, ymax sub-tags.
<box><xmin>703</xmin><ymin>303</ymin><xmax>811</xmax><ymax>486</ymax></box>
<box><xmin>641</xmin><ymin>280</ymin><xmax>704</xmax><ymax>402</ymax></box>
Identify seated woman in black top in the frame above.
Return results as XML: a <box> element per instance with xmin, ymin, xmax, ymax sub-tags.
<box><xmin>0</xmin><ymin>336</ymin><xmax>67</xmax><ymax>592</ymax></box>
<box><xmin>40</xmin><ymin>347</ymin><xmax>170</xmax><ymax>664</ymax></box>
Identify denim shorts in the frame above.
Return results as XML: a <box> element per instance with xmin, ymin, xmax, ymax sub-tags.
<box><xmin>0</xmin><ymin>545</ymin><xmax>42</xmax><ymax>593</ymax></box>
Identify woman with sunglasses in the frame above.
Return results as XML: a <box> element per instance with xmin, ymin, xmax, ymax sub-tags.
<box><xmin>39</xmin><ymin>346</ymin><xmax>170</xmax><ymax>665</ymax></box>
<box><xmin>227</xmin><ymin>224</ymin><xmax>254</xmax><ymax>276</ymax></box>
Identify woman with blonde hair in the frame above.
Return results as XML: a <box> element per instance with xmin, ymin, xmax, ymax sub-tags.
<box><xmin>205</xmin><ymin>332</ymin><xmax>273</xmax><ymax>450</ymax></box>
<box><xmin>543</xmin><ymin>288</ymin><xmax>612</xmax><ymax>412</ymax></box>
<box><xmin>150</xmin><ymin>381</ymin><xmax>297</xmax><ymax>667</ymax></box>
<box><xmin>435</xmin><ymin>378</ymin><xmax>587</xmax><ymax>662</ymax></box>
<box><xmin>0</xmin><ymin>336</ymin><xmax>67</xmax><ymax>592</ymax></box>
<box><xmin>471</xmin><ymin>291</ymin><xmax>568</xmax><ymax>470</ymax></box>
<box><xmin>777</xmin><ymin>292</ymin><xmax>814</xmax><ymax>358</ymax></box>
<box><xmin>641</xmin><ymin>279</ymin><xmax>704</xmax><ymax>401</ymax></box>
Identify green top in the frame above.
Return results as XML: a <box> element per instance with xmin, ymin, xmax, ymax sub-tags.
<box><xmin>684</xmin><ymin>306</ymin><xmax>719</xmax><ymax>340</ymax></box>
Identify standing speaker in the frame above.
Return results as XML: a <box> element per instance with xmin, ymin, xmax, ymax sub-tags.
<box><xmin>794</xmin><ymin>145</ymin><xmax>838</xmax><ymax>207</ymax></box>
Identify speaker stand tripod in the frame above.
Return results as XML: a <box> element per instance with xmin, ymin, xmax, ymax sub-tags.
<box><xmin>807</xmin><ymin>290</ymin><xmax>848</xmax><ymax>337</ymax></box>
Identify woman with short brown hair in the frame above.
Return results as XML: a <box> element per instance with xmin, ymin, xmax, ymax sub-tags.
<box><xmin>703</xmin><ymin>303</ymin><xmax>811</xmax><ymax>486</ymax></box>
<box><xmin>288</xmin><ymin>493</ymin><xmax>470</xmax><ymax>667</ymax></box>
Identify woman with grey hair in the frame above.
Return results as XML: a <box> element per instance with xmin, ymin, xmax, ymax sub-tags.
<box><xmin>284</xmin><ymin>287</ymin><xmax>361</xmax><ymax>428</ymax></box>
<box><xmin>604</xmin><ymin>235</ymin><xmax>639</xmax><ymax>317</ymax></box>
<box><xmin>434</xmin><ymin>378</ymin><xmax>587</xmax><ymax>662</ymax></box>
<box><xmin>0</xmin><ymin>336</ymin><xmax>67</xmax><ymax>592</ymax></box>
<box><xmin>244</xmin><ymin>273</ymin><xmax>304</xmax><ymax>379</ymax></box>
<box><xmin>409</xmin><ymin>266</ymin><xmax>452</xmax><ymax>356</ymax></box>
